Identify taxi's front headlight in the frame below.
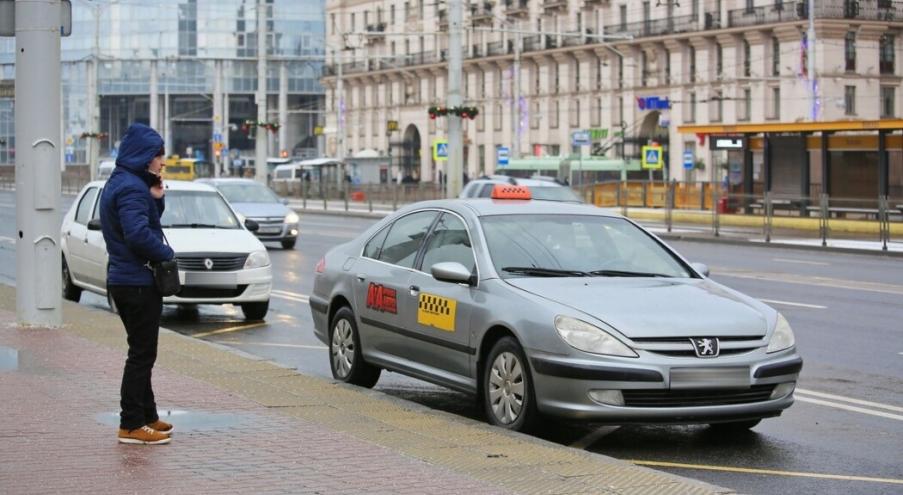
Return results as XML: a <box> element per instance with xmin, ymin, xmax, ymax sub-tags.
<box><xmin>244</xmin><ymin>250</ymin><xmax>271</xmax><ymax>269</ymax></box>
<box><xmin>554</xmin><ymin>316</ymin><xmax>638</xmax><ymax>358</ymax></box>
<box><xmin>767</xmin><ymin>313</ymin><xmax>795</xmax><ymax>353</ymax></box>
<box><xmin>285</xmin><ymin>212</ymin><xmax>299</xmax><ymax>224</ymax></box>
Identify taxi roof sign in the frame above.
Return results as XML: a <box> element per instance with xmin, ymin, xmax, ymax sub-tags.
<box><xmin>491</xmin><ymin>184</ymin><xmax>531</xmax><ymax>200</ymax></box>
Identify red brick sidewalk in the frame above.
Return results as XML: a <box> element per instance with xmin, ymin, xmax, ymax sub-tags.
<box><xmin>0</xmin><ymin>311</ymin><xmax>507</xmax><ymax>495</ymax></box>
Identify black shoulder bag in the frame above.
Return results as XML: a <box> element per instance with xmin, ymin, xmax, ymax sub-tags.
<box><xmin>148</xmin><ymin>232</ymin><xmax>181</xmax><ymax>296</ymax></box>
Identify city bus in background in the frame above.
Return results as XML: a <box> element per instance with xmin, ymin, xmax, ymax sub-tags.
<box><xmin>163</xmin><ymin>156</ymin><xmax>212</xmax><ymax>181</ymax></box>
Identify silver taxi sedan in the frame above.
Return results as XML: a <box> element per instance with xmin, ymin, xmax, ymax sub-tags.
<box><xmin>309</xmin><ymin>186</ymin><xmax>801</xmax><ymax>432</ymax></box>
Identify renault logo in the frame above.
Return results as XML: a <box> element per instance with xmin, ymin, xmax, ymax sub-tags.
<box><xmin>690</xmin><ymin>337</ymin><xmax>719</xmax><ymax>358</ymax></box>
<box><xmin>203</xmin><ymin>258</ymin><xmax>214</xmax><ymax>270</ymax></box>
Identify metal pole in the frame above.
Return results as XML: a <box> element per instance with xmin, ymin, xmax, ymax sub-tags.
<box><xmin>512</xmin><ymin>30</ymin><xmax>521</xmax><ymax>159</ymax></box>
<box><xmin>807</xmin><ymin>0</ymin><xmax>816</xmax><ymax>121</ymax></box>
<box><xmin>164</xmin><ymin>74</ymin><xmax>171</xmax><ymax>156</ymax></box>
<box><xmin>337</xmin><ymin>50</ymin><xmax>344</xmax><ymax>163</ymax></box>
<box><xmin>15</xmin><ymin>0</ymin><xmax>63</xmax><ymax>326</ymax></box>
<box><xmin>278</xmin><ymin>62</ymin><xmax>288</xmax><ymax>158</ymax></box>
<box><xmin>149</xmin><ymin>61</ymin><xmax>158</xmax><ymax>131</ymax></box>
<box><xmin>212</xmin><ymin>59</ymin><xmax>222</xmax><ymax>178</ymax></box>
<box><xmin>446</xmin><ymin>0</ymin><xmax>463</xmax><ymax>198</ymax></box>
<box><xmin>255</xmin><ymin>0</ymin><xmax>268</xmax><ymax>184</ymax></box>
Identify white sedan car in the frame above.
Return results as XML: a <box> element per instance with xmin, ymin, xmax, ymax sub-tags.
<box><xmin>61</xmin><ymin>180</ymin><xmax>273</xmax><ymax>320</ymax></box>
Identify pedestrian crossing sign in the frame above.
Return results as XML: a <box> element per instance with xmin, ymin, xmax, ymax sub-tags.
<box><xmin>641</xmin><ymin>145</ymin><xmax>663</xmax><ymax>170</ymax></box>
<box><xmin>433</xmin><ymin>139</ymin><xmax>449</xmax><ymax>162</ymax></box>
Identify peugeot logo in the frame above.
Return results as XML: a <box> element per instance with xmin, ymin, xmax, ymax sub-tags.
<box><xmin>203</xmin><ymin>258</ymin><xmax>214</xmax><ymax>270</ymax></box>
<box><xmin>690</xmin><ymin>337</ymin><xmax>719</xmax><ymax>358</ymax></box>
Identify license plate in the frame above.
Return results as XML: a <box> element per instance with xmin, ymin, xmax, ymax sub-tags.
<box><xmin>670</xmin><ymin>367</ymin><xmax>750</xmax><ymax>389</ymax></box>
<box><xmin>258</xmin><ymin>227</ymin><xmax>281</xmax><ymax>234</ymax></box>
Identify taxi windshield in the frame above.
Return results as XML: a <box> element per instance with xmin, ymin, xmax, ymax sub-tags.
<box><xmin>481</xmin><ymin>214</ymin><xmax>692</xmax><ymax>278</ymax></box>
<box><xmin>160</xmin><ymin>191</ymin><xmax>241</xmax><ymax>229</ymax></box>
<box><xmin>217</xmin><ymin>183</ymin><xmax>281</xmax><ymax>204</ymax></box>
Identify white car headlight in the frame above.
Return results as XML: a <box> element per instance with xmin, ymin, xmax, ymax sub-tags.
<box><xmin>554</xmin><ymin>316</ymin><xmax>638</xmax><ymax>358</ymax></box>
<box><xmin>285</xmin><ymin>212</ymin><xmax>299</xmax><ymax>224</ymax></box>
<box><xmin>767</xmin><ymin>313</ymin><xmax>796</xmax><ymax>353</ymax></box>
<box><xmin>244</xmin><ymin>250</ymin><xmax>271</xmax><ymax>269</ymax></box>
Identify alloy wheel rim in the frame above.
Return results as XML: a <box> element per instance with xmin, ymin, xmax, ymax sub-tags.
<box><xmin>331</xmin><ymin>319</ymin><xmax>354</xmax><ymax>378</ymax></box>
<box><xmin>488</xmin><ymin>351</ymin><xmax>525</xmax><ymax>424</ymax></box>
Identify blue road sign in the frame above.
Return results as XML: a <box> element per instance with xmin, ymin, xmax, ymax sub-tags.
<box><xmin>683</xmin><ymin>150</ymin><xmax>694</xmax><ymax>170</ymax></box>
<box><xmin>641</xmin><ymin>145</ymin><xmax>663</xmax><ymax>170</ymax></box>
<box><xmin>436</xmin><ymin>142</ymin><xmax>448</xmax><ymax>158</ymax></box>
<box><xmin>497</xmin><ymin>146</ymin><xmax>509</xmax><ymax>167</ymax></box>
<box><xmin>571</xmin><ymin>130</ymin><xmax>591</xmax><ymax>147</ymax></box>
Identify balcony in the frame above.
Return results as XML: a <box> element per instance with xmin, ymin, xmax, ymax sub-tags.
<box><xmin>438</xmin><ymin>9</ymin><xmax>448</xmax><ymax>30</ymax></box>
<box><xmin>472</xmin><ymin>44</ymin><xmax>484</xmax><ymax>57</ymax></box>
<box><xmin>562</xmin><ymin>31</ymin><xmax>585</xmax><ymax>47</ymax></box>
<box><xmin>470</xmin><ymin>2</ymin><xmax>495</xmax><ymax>26</ymax></box>
<box><xmin>487</xmin><ymin>40</ymin><xmax>507</xmax><ymax>56</ymax></box>
<box><xmin>523</xmin><ymin>34</ymin><xmax>543</xmax><ymax>52</ymax></box>
<box><xmin>504</xmin><ymin>0</ymin><xmax>529</xmax><ymax>18</ymax></box>
<box><xmin>542</xmin><ymin>0</ymin><xmax>568</xmax><ymax>14</ymax></box>
<box><xmin>728</xmin><ymin>2</ymin><xmax>805</xmax><ymax>27</ymax></box>
<box><xmin>365</xmin><ymin>23</ymin><xmax>387</xmax><ymax>45</ymax></box>
<box><xmin>610</xmin><ymin>14</ymin><xmax>698</xmax><ymax>39</ymax></box>
<box><xmin>583</xmin><ymin>0</ymin><xmax>608</xmax><ymax>6</ymax></box>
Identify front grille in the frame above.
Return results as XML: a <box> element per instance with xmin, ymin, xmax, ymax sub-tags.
<box><xmin>632</xmin><ymin>335</ymin><xmax>765</xmax><ymax>358</ymax></box>
<box><xmin>176</xmin><ymin>285</ymin><xmax>248</xmax><ymax>298</ymax></box>
<box><xmin>622</xmin><ymin>385</ymin><xmax>776</xmax><ymax>408</ymax></box>
<box><xmin>176</xmin><ymin>255</ymin><xmax>248</xmax><ymax>272</ymax></box>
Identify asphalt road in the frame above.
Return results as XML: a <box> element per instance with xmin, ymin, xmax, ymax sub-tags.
<box><xmin>1</xmin><ymin>189</ymin><xmax>902</xmax><ymax>494</ymax></box>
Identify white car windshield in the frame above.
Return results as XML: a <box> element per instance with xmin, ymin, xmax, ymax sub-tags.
<box><xmin>160</xmin><ymin>191</ymin><xmax>241</xmax><ymax>229</ymax></box>
<box><xmin>216</xmin><ymin>183</ymin><xmax>281</xmax><ymax>204</ymax></box>
<box><xmin>482</xmin><ymin>214</ymin><xmax>692</xmax><ymax>278</ymax></box>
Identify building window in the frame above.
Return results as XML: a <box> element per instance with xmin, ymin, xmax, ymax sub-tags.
<box><xmin>591</xmin><ymin>97</ymin><xmax>601</xmax><ymax>126</ymax></box>
<box><xmin>740</xmin><ymin>88</ymin><xmax>751</xmax><ymax>120</ymax></box>
<box><xmin>477</xmin><ymin>106</ymin><xmax>485</xmax><ymax>131</ymax></box>
<box><xmin>597</xmin><ymin>58</ymin><xmax>603</xmax><ymax>89</ymax></box>
<box><xmin>640</xmin><ymin>52</ymin><xmax>648</xmax><ymax>86</ymax></box>
<box><xmin>880</xmin><ymin>35</ymin><xmax>895</xmax><ymax>75</ymax></box>
<box><xmin>386</xmin><ymin>82</ymin><xmax>394</xmax><ymax>105</ymax></box>
<box><xmin>575</xmin><ymin>62</ymin><xmax>581</xmax><ymax>92</ymax></box>
<box><xmin>570</xmin><ymin>99</ymin><xmax>580</xmax><ymax>128</ymax></box>
<box><xmin>330</xmin><ymin>13</ymin><xmax>336</xmax><ymax>34</ymax></box>
<box><xmin>178</xmin><ymin>0</ymin><xmax>198</xmax><ymax>57</ymax></box>
<box><xmin>770</xmin><ymin>87</ymin><xmax>780</xmax><ymax>119</ymax></box>
<box><xmin>495</xmin><ymin>104</ymin><xmax>503</xmax><ymax>131</ymax></box>
<box><xmin>350</xmin><ymin>13</ymin><xmax>355</xmax><ymax>32</ymax></box>
<box><xmin>844</xmin><ymin>85</ymin><xmax>856</xmax><ymax>115</ymax></box>
<box><xmin>712</xmin><ymin>90</ymin><xmax>723</xmax><ymax>122</ymax></box>
<box><xmin>845</xmin><ymin>32</ymin><xmax>856</xmax><ymax>72</ymax></box>
<box><xmin>743</xmin><ymin>40</ymin><xmax>751</xmax><ymax>77</ymax></box>
<box><xmin>480</xmin><ymin>72</ymin><xmax>485</xmax><ymax>98</ymax></box>
<box><xmin>715</xmin><ymin>43</ymin><xmax>723</xmax><ymax>78</ymax></box>
<box><xmin>687</xmin><ymin>92</ymin><xmax>696</xmax><ymax>123</ymax></box>
<box><xmin>692</xmin><ymin>0</ymin><xmax>700</xmax><ymax>21</ymax></box>
<box><xmin>745</xmin><ymin>0</ymin><xmax>754</xmax><ymax>13</ymax></box>
<box><xmin>772</xmin><ymin>37</ymin><xmax>780</xmax><ymax>76</ymax></box>
<box><xmin>551</xmin><ymin>101</ymin><xmax>559</xmax><ymax>128</ymax></box>
<box><xmin>619</xmin><ymin>5</ymin><xmax>627</xmax><ymax>31</ymax></box>
<box><xmin>881</xmin><ymin>86</ymin><xmax>895</xmax><ymax>118</ymax></box>
<box><xmin>531</xmin><ymin>101</ymin><xmax>540</xmax><ymax>129</ymax></box>
<box><xmin>617</xmin><ymin>55</ymin><xmax>624</xmax><ymax>88</ymax></box>
<box><xmin>664</xmin><ymin>48</ymin><xmax>671</xmax><ymax>84</ymax></box>
<box><xmin>534</xmin><ymin>66</ymin><xmax>540</xmax><ymax>95</ymax></box>
<box><xmin>689</xmin><ymin>46</ymin><xmax>696</xmax><ymax>83</ymax></box>
<box><xmin>553</xmin><ymin>64</ymin><xmax>560</xmax><ymax>93</ymax></box>
<box><xmin>390</xmin><ymin>5</ymin><xmax>395</xmax><ymax>24</ymax></box>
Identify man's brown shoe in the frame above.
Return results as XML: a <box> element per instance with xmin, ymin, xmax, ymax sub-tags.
<box><xmin>117</xmin><ymin>426</ymin><xmax>171</xmax><ymax>445</ymax></box>
<box><xmin>147</xmin><ymin>419</ymin><xmax>173</xmax><ymax>434</ymax></box>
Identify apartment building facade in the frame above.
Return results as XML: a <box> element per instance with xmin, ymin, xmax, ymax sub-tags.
<box><xmin>323</xmin><ymin>0</ymin><xmax>902</xmax><ymax>187</ymax></box>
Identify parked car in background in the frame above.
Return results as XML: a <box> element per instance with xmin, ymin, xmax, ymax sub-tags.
<box><xmin>460</xmin><ymin>175</ymin><xmax>582</xmax><ymax>202</ymax></box>
<box><xmin>61</xmin><ymin>180</ymin><xmax>273</xmax><ymax>320</ymax></box>
<box><xmin>197</xmin><ymin>178</ymin><xmax>299</xmax><ymax>249</ymax></box>
<box><xmin>97</xmin><ymin>160</ymin><xmax>116</xmax><ymax>179</ymax></box>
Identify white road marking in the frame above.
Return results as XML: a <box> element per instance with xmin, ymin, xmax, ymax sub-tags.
<box><xmin>570</xmin><ymin>426</ymin><xmax>619</xmax><ymax>449</ymax></box>
<box><xmin>271</xmin><ymin>290</ymin><xmax>310</xmax><ymax>304</ymax></box>
<box><xmin>192</xmin><ymin>322</ymin><xmax>267</xmax><ymax>338</ymax></box>
<box><xmin>796</xmin><ymin>388</ymin><xmax>903</xmax><ymax>413</ymax></box>
<box><xmin>213</xmin><ymin>340</ymin><xmax>327</xmax><ymax>350</ymax></box>
<box><xmin>758</xmin><ymin>298</ymin><xmax>827</xmax><ymax>309</ymax></box>
<box><xmin>631</xmin><ymin>460</ymin><xmax>903</xmax><ymax>485</ymax></box>
<box><xmin>713</xmin><ymin>267</ymin><xmax>903</xmax><ymax>296</ymax></box>
<box><xmin>795</xmin><ymin>396</ymin><xmax>903</xmax><ymax>422</ymax></box>
<box><xmin>772</xmin><ymin>258</ymin><xmax>830</xmax><ymax>266</ymax></box>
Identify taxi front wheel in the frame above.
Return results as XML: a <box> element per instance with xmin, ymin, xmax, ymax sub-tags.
<box><xmin>329</xmin><ymin>306</ymin><xmax>380</xmax><ymax>388</ymax></box>
<box><xmin>483</xmin><ymin>336</ymin><xmax>538</xmax><ymax>432</ymax></box>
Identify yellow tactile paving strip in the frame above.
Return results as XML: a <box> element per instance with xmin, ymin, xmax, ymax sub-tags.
<box><xmin>0</xmin><ymin>286</ymin><xmax>733</xmax><ymax>495</ymax></box>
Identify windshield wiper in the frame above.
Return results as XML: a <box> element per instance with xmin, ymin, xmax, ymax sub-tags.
<box><xmin>589</xmin><ymin>269</ymin><xmax>672</xmax><ymax>278</ymax></box>
<box><xmin>163</xmin><ymin>223</ymin><xmax>229</xmax><ymax>229</ymax></box>
<box><xmin>502</xmin><ymin>266</ymin><xmax>590</xmax><ymax>277</ymax></box>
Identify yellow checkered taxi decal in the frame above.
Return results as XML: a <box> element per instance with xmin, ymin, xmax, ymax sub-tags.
<box><xmin>417</xmin><ymin>293</ymin><xmax>457</xmax><ymax>332</ymax></box>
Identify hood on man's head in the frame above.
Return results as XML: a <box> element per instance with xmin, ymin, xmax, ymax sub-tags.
<box><xmin>115</xmin><ymin>123</ymin><xmax>164</xmax><ymax>173</ymax></box>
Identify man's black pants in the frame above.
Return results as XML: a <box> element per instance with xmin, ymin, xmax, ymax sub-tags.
<box><xmin>109</xmin><ymin>285</ymin><xmax>162</xmax><ymax>430</ymax></box>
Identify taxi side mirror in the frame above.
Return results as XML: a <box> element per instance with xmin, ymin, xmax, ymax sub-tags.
<box><xmin>87</xmin><ymin>219</ymin><xmax>102</xmax><ymax>231</ymax></box>
<box><xmin>431</xmin><ymin>262</ymin><xmax>473</xmax><ymax>285</ymax></box>
<box><xmin>244</xmin><ymin>219</ymin><xmax>260</xmax><ymax>232</ymax></box>
<box><xmin>690</xmin><ymin>262</ymin><xmax>710</xmax><ymax>277</ymax></box>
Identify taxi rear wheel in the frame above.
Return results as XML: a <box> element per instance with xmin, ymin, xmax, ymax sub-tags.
<box><xmin>483</xmin><ymin>337</ymin><xmax>538</xmax><ymax>432</ymax></box>
<box><xmin>329</xmin><ymin>306</ymin><xmax>380</xmax><ymax>388</ymax></box>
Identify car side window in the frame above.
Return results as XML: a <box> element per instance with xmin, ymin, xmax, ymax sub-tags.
<box><xmin>91</xmin><ymin>188</ymin><xmax>104</xmax><ymax>219</ymax></box>
<box><xmin>478</xmin><ymin>183</ymin><xmax>495</xmax><ymax>198</ymax></box>
<box><xmin>75</xmin><ymin>187</ymin><xmax>99</xmax><ymax>225</ymax></box>
<box><xmin>377</xmin><ymin>211</ymin><xmax>438</xmax><ymax>268</ymax></box>
<box><xmin>362</xmin><ymin>226</ymin><xmax>390</xmax><ymax>259</ymax></box>
<box><xmin>419</xmin><ymin>213</ymin><xmax>475</xmax><ymax>275</ymax></box>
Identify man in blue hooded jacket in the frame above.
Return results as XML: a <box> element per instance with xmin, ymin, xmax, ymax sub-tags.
<box><xmin>99</xmin><ymin>123</ymin><xmax>175</xmax><ymax>445</ymax></box>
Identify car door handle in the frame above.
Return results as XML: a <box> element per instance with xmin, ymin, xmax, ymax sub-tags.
<box><xmin>356</xmin><ymin>274</ymin><xmax>366</xmax><ymax>282</ymax></box>
<box><xmin>409</xmin><ymin>285</ymin><xmax>420</xmax><ymax>295</ymax></box>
